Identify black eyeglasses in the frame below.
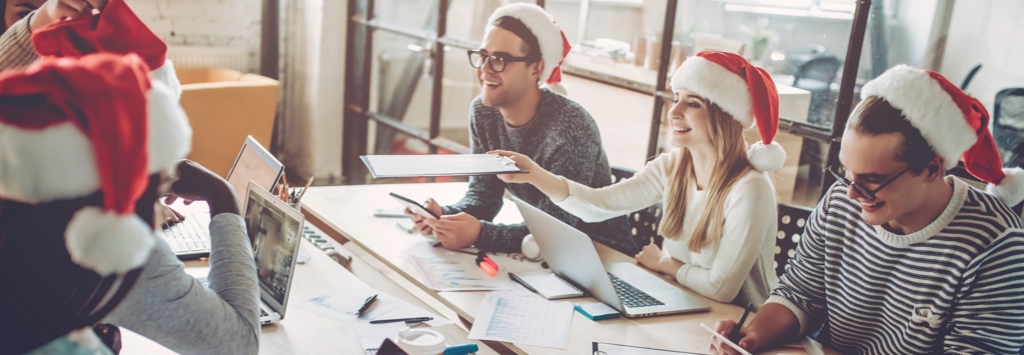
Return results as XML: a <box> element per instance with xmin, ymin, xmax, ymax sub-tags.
<box><xmin>467</xmin><ymin>50</ymin><xmax>538</xmax><ymax>73</ymax></box>
<box><xmin>827</xmin><ymin>165</ymin><xmax>911</xmax><ymax>201</ymax></box>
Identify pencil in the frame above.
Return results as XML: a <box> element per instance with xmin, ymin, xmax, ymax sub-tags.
<box><xmin>295</xmin><ymin>176</ymin><xmax>314</xmax><ymax>203</ymax></box>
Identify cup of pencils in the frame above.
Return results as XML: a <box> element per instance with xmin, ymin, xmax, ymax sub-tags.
<box><xmin>277</xmin><ymin>173</ymin><xmax>314</xmax><ymax>211</ymax></box>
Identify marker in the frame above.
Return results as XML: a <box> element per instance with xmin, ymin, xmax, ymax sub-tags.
<box><xmin>475</xmin><ymin>255</ymin><xmax>498</xmax><ymax>276</ymax></box>
<box><xmin>356</xmin><ymin>294</ymin><xmax>377</xmax><ymax>316</ymax></box>
<box><xmin>729</xmin><ymin>302</ymin><xmax>753</xmax><ymax>342</ymax></box>
<box><xmin>443</xmin><ymin>343</ymin><xmax>479</xmax><ymax>355</ymax></box>
<box><xmin>369</xmin><ymin>316</ymin><xmax>433</xmax><ymax>324</ymax></box>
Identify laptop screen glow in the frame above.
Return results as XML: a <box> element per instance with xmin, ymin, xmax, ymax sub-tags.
<box><xmin>245</xmin><ymin>188</ymin><xmax>302</xmax><ymax>306</ymax></box>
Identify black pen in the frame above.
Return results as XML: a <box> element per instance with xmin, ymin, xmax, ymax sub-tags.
<box><xmin>508</xmin><ymin>272</ymin><xmax>537</xmax><ymax>293</ymax></box>
<box><xmin>729</xmin><ymin>302</ymin><xmax>753</xmax><ymax>342</ymax></box>
<box><xmin>356</xmin><ymin>294</ymin><xmax>378</xmax><ymax>316</ymax></box>
<box><xmin>369</xmin><ymin>316</ymin><xmax>433</xmax><ymax>324</ymax></box>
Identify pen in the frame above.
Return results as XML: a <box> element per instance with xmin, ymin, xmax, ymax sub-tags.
<box><xmin>356</xmin><ymin>294</ymin><xmax>377</xmax><ymax>316</ymax></box>
<box><xmin>443</xmin><ymin>343</ymin><xmax>479</xmax><ymax>355</ymax></box>
<box><xmin>368</xmin><ymin>316</ymin><xmax>433</xmax><ymax>324</ymax></box>
<box><xmin>508</xmin><ymin>272</ymin><xmax>537</xmax><ymax>293</ymax></box>
<box><xmin>700</xmin><ymin>323</ymin><xmax>753</xmax><ymax>355</ymax></box>
<box><xmin>729</xmin><ymin>302</ymin><xmax>753</xmax><ymax>342</ymax></box>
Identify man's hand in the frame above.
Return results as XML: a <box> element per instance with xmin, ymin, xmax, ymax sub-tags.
<box><xmin>407</xmin><ymin>198</ymin><xmax>443</xmax><ymax>236</ymax></box>
<box><xmin>154</xmin><ymin>203</ymin><xmax>184</xmax><ymax>227</ymax></box>
<box><xmin>423</xmin><ymin>212</ymin><xmax>482</xmax><ymax>249</ymax></box>
<box><xmin>710</xmin><ymin>319</ymin><xmax>761</xmax><ymax>355</ymax></box>
<box><xmin>30</xmin><ymin>0</ymin><xmax>109</xmax><ymax>32</ymax></box>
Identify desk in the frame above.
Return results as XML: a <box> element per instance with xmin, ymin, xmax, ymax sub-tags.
<box><xmin>302</xmin><ymin>182</ymin><xmax>752</xmax><ymax>354</ymax></box>
<box><xmin>120</xmin><ymin>233</ymin><xmax>497</xmax><ymax>354</ymax></box>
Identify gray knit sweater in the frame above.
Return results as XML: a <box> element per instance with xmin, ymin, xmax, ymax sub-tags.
<box><xmin>443</xmin><ymin>89</ymin><xmax>639</xmax><ymax>255</ymax></box>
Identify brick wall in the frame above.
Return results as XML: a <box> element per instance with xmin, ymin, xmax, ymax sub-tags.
<box><xmin>129</xmin><ymin>0</ymin><xmax>262</xmax><ymax>72</ymax></box>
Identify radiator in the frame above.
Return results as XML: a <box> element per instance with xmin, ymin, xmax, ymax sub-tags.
<box><xmin>166</xmin><ymin>45</ymin><xmax>251</xmax><ymax>72</ymax></box>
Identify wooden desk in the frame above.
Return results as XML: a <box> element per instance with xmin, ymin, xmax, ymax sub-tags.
<box><xmin>302</xmin><ymin>182</ymin><xmax>751</xmax><ymax>354</ymax></box>
<box><xmin>121</xmin><ymin>235</ymin><xmax>497</xmax><ymax>354</ymax></box>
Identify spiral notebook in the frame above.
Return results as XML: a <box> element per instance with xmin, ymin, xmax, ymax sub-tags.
<box><xmin>509</xmin><ymin>271</ymin><xmax>584</xmax><ymax>300</ymax></box>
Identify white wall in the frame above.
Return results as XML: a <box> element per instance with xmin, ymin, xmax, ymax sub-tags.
<box><xmin>940</xmin><ymin>0</ymin><xmax>1024</xmax><ymax>114</ymax></box>
<box><xmin>129</xmin><ymin>0</ymin><xmax>263</xmax><ymax>73</ymax></box>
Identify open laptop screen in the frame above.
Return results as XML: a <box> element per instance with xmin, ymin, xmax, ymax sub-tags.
<box><xmin>227</xmin><ymin>136</ymin><xmax>284</xmax><ymax>202</ymax></box>
<box><xmin>245</xmin><ymin>185</ymin><xmax>302</xmax><ymax>306</ymax></box>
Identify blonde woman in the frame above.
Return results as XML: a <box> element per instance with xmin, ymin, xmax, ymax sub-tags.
<box><xmin>497</xmin><ymin>51</ymin><xmax>785</xmax><ymax>308</ymax></box>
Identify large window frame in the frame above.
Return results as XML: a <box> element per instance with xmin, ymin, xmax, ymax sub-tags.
<box><xmin>343</xmin><ymin>0</ymin><xmax>874</xmax><ymax>203</ymax></box>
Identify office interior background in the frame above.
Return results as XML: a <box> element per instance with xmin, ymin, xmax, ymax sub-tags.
<box><xmin>150</xmin><ymin>0</ymin><xmax>1024</xmax><ymax>210</ymax></box>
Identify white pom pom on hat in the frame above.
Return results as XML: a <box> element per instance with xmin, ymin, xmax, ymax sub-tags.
<box><xmin>671</xmin><ymin>51</ymin><xmax>785</xmax><ymax>171</ymax></box>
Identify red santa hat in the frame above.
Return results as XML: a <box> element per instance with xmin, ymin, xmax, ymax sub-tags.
<box><xmin>860</xmin><ymin>64</ymin><xmax>1024</xmax><ymax>206</ymax></box>
<box><xmin>671</xmin><ymin>51</ymin><xmax>785</xmax><ymax>171</ymax></box>
<box><xmin>486</xmin><ymin>3</ymin><xmax>572</xmax><ymax>95</ymax></box>
<box><xmin>32</xmin><ymin>0</ymin><xmax>181</xmax><ymax>97</ymax></box>
<box><xmin>0</xmin><ymin>53</ymin><xmax>191</xmax><ymax>275</ymax></box>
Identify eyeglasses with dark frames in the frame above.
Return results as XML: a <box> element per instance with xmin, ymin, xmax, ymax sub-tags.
<box><xmin>827</xmin><ymin>165</ymin><xmax>911</xmax><ymax>201</ymax></box>
<box><xmin>467</xmin><ymin>50</ymin><xmax>538</xmax><ymax>73</ymax></box>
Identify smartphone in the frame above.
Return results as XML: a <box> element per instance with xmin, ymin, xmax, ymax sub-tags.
<box><xmin>389</xmin><ymin>192</ymin><xmax>440</xmax><ymax>220</ymax></box>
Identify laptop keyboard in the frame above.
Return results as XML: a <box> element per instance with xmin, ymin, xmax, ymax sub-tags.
<box><xmin>608</xmin><ymin>273</ymin><xmax>665</xmax><ymax>308</ymax></box>
<box><xmin>161</xmin><ymin>212</ymin><xmax>212</xmax><ymax>253</ymax></box>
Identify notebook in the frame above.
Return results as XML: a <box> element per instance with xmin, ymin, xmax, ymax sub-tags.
<box><xmin>160</xmin><ymin>136</ymin><xmax>284</xmax><ymax>259</ymax></box>
<box><xmin>360</xmin><ymin>153</ymin><xmax>526</xmax><ymax>178</ymax></box>
<box><xmin>509</xmin><ymin>271</ymin><xmax>584</xmax><ymax>300</ymax></box>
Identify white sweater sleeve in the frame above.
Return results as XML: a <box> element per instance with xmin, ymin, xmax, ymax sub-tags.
<box><xmin>554</xmin><ymin>150</ymin><xmax>677</xmax><ymax>223</ymax></box>
<box><xmin>674</xmin><ymin>172</ymin><xmax>777</xmax><ymax>303</ymax></box>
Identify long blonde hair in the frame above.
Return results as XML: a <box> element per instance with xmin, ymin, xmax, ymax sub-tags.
<box><xmin>659</xmin><ymin>98</ymin><xmax>754</xmax><ymax>252</ymax></box>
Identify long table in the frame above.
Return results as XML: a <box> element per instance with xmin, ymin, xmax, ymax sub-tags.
<box><xmin>302</xmin><ymin>182</ymin><xmax>756</xmax><ymax>354</ymax></box>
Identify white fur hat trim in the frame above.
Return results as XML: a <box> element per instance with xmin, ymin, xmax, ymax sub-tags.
<box><xmin>748</xmin><ymin>141</ymin><xmax>786</xmax><ymax>172</ymax></box>
<box><xmin>65</xmin><ymin>206</ymin><xmax>154</xmax><ymax>274</ymax></box>
<box><xmin>0</xmin><ymin>61</ymin><xmax>190</xmax><ymax>204</ymax></box>
<box><xmin>487</xmin><ymin>3</ymin><xmax>563</xmax><ymax>85</ymax></box>
<box><xmin>671</xmin><ymin>56</ymin><xmax>754</xmax><ymax>128</ymax></box>
<box><xmin>986</xmin><ymin>167</ymin><xmax>1024</xmax><ymax>207</ymax></box>
<box><xmin>860</xmin><ymin>65</ymin><xmax>974</xmax><ymax>170</ymax></box>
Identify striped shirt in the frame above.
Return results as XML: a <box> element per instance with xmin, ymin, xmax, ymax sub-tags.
<box><xmin>768</xmin><ymin>176</ymin><xmax>1024</xmax><ymax>354</ymax></box>
<box><xmin>0</xmin><ymin>14</ymin><xmax>41</xmax><ymax>71</ymax></box>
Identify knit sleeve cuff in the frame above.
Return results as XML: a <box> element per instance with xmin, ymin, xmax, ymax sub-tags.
<box><xmin>0</xmin><ymin>12</ymin><xmax>41</xmax><ymax>71</ymax></box>
<box><xmin>765</xmin><ymin>295</ymin><xmax>814</xmax><ymax>336</ymax></box>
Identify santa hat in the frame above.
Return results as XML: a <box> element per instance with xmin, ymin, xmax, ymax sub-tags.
<box><xmin>487</xmin><ymin>3</ymin><xmax>572</xmax><ymax>95</ymax></box>
<box><xmin>0</xmin><ymin>54</ymin><xmax>191</xmax><ymax>275</ymax></box>
<box><xmin>860</xmin><ymin>64</ymin><xmax>1024</xmax><ymax>206</ymax></box>
<box><xmin>671</xmin><ymin>51</ymin><xmax>785</xmax><ymax>171</ymax></box>
<box><xmin>32</xmin><ymin>0</ymin><xmax>181</xmax><ymax>98</ymax></box>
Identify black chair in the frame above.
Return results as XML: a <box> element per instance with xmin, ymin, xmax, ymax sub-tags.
<box><xmin>610</xmin><ymin>167</ymin><xmax>664</xmax><ymax>249</ymax></box>
<box><xmin>993</xmin><ymin>87</ymin><xmax>1024</xmax><ymax>169</ymax></box>
<box><xmin>775</xmin><ymin>204</ymin><xmax>813</xmax><ymax>277</ymax></box>
<box><xmin>793</xmin><ymin>56</ymin><xmax>842</xmax><ymax>126</ymax></box>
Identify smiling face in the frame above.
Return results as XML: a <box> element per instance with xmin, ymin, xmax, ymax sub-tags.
<box><xmin>667</xmin><ymin>88</ymin><xmax>715</xmax><ymax>149</ymax></box>
<box><xmin>477</xmin><ymin>26</ymin><xmax>542</xmax><ymax>109</ymax></box>
<box><xmin>838</xmin><ymin>130</ymin><xmax>931</xmax><ymax>226</ymax></box>
<box><xmin>4</xmin><ymin>0</ymin><xmax>45</xmax><ymax>30</ymax></box>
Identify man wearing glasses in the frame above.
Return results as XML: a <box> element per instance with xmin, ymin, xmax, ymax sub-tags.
<box><xmin>711</xmin><ymin>66</ymin><xmax>1024</xmax><ymax>354</ymax></box>
<box><xmin>409</xmin><ymin>3</ymin><xmax>637</xmax><ymax>255</ymax></box>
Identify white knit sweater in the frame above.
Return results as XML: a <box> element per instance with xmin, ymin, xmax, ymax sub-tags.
<box><xmin>554</xmin><ymin>149</ymin><xmax>780</xmax><ymax>307</ymax></box>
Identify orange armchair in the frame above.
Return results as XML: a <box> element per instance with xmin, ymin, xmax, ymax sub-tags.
<box><xmin>175</xmin><ymin>67</ymin><xmax>280</xmax><ymax>177</ymax></box>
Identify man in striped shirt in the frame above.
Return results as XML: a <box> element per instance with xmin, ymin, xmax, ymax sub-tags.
<box><xmin>711</xmin><ymin>66</ymin><xmax>1024</xmax><ymax>354</ymax></box>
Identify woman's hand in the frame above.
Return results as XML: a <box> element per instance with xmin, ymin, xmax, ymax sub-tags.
<box><xmin>634</xmin><ymin>241</ymin><xmax>683</xmax><ymax>275</ymax></box>
<box><xmin>491</xmin><ymin>150</ymin><xmax>543</xmax><ymax>185</ymax></box>
<box><xmin>30</xmin><ymin>0</ymin><xmax>108</xmax><ymax>32</ymax></box>
<box><xmin>167</xmin><ymin>160</ymin><xmax>239</xmax><ymax>216</ymax></box>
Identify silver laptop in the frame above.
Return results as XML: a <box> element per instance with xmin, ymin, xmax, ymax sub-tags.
<box><xmin>201</xmin><ymin>181</ymin><xmax>304</xmax><ymax>325</ymax></box>
<box><xmin>161</xmin><ymin>136</ymin><xmax>285</xmax><ymax>259</ymax></box>
<box><xmin>510</xmin><ymin>195</ymin><xmax>710</xmax><ymax>318</ymax></box>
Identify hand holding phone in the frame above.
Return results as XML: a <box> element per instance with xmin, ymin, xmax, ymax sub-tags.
<box><xmin>389</xmin><ymin>192</ymin><xmax>440</xmax><ymax>220</ymax></box>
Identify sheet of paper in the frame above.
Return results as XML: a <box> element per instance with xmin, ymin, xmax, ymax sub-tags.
<box><xmin>296</xmin><ymin>286</ymin><xmax>451</xmax><ymax>351</ymax></box>
<box><xmin>468</xmin><ymin>293</ymin><xmax>573</xmax><ymax>349</ymax></box>
<box><xmin>404</xmin><ymin>240</ymin><xmax>517</xmax><ymax>291</ymax></box>
<box><xmin>593</xmin><ymin>342</ymin><xmax>702</xmax><ymax>355</ymax></box>
<box><xmin>361</xmin><ymin>154</ymin><xmax>524</xmax><ymax>178</ymax></box>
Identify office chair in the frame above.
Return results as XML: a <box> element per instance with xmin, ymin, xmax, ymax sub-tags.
<box><xmin>775</xmin><ymin>204</ymin><xmax>813</xmax><ymax>277</ymax></box>
<box><xmin>994</xmin><ymin>87</ymin><xmax>1024</xmax><ymax>169</ymax></box>
<box><xmin>610</xmin><ymin>167</ymin><xmax>664</xmax><ymax>248</ymax></box>
<box><xmin>792</xmin><ymin>56</ymin><xmax>841</xmax><ymax>125</ymax></box>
